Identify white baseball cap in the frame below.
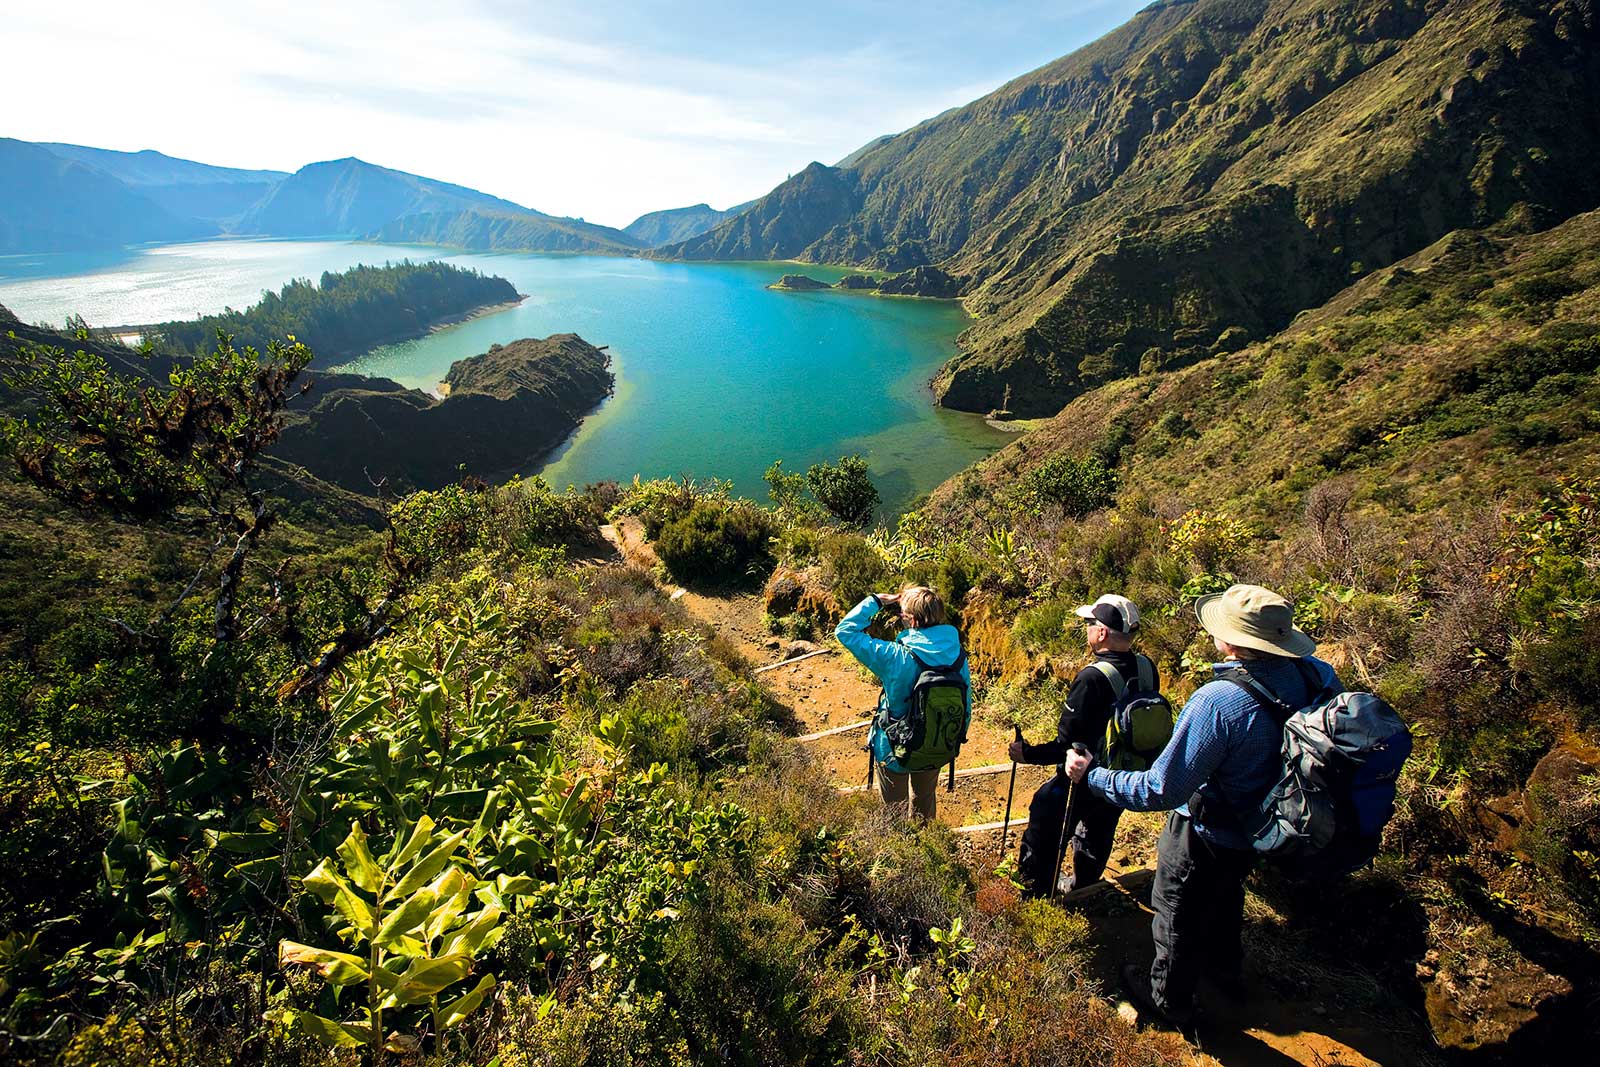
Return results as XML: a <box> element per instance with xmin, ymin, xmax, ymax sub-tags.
<box><xmin>1074</xmin><ymin>594</ymin><xmax>1140</xmax><ymax>635</ymax></box>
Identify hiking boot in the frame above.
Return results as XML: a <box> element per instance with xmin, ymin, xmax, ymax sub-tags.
<box><xmin>1207</xmin><ymin>967</ymin><xmax>1246</xmax><ymax>1001</ymax></box>
<box><xmin>1120</xmin><ymin>963</ymin><xmax>1195</xmax><ymax>1030</ymax></box>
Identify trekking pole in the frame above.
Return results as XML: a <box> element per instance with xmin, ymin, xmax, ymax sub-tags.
<box><xmin>865</xmin><ymin>740</ymin><xmax>874</xmax><ymax>792</ymax></box>
<box><xmin>999</xmin><ymin>725</ymin><xmax>1021</xmax><ymax>862</ymax></box>
<box><xmin>1051</xmin><ymin>742</ymin><xmax>1092</xmax><ymax>901</ymax></box>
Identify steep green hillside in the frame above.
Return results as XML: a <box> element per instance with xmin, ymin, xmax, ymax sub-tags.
<box><xmin>370</xmin><ymin>208</ymin><xmax>645</xmax><ymax>254</ymax></box>
<box><xmin>664</xmin><ymin>0</ymin><xmax>1600</xmax><ymax>417</ymax></box>
<box><xmin>915</xmin><ymin>207</ymin><xmax>1600</xmax><ymax>1050</ymax></box>
<box><xmin>237</xmin><ymin>157</ymin><xmax>530</xmax><ymax>237</ymax></box>
<box><xmin>623</xmin><ymin>201</ymin><xmax>754</xmax><ymax>247</ymax></box>
<box><xmin>0</xmin><ymin>138</ymin><xmax>214</xmax><ymax>252</ymax></box>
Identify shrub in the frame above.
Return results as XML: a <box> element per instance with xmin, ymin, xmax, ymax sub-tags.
<box><xmin>495</xmin><ymin>475</ymin><xmax>587</xmax><ymax>550</ymax></box>
<box><xmin>1166</xmin><ymin>508</ymin><xmax>1254</xmax><ymax>572</ymax></box>
<box><xmin>819</xmin><ymin>532</ymin><xmax>891</xmax><ymax>608</ymax></box>
<box><xmin>1012</xmin><ymin>599</ymin><xmax>1079</xmax><ymax>655</ymax></box>
<box><xmin>805</xmin><ymin>455</ymin><xmax>881</xmax><ymax>527</ymax></box>
<box><xmin>1520</xmin><ymin>613</ymin><xmax>1600</xmax><ymax>729</ymax></box>
<box><xmin>1012</xmin><ymin>455</ymin><xmax>1117</xmax><ymax>518</ymax></box>
<box><xmin>389</xmin><ymin>482</ymin><xmax>492</xmax><ymax>568</ymax></box>
<box><xmin>655</xmin><ymin>502</ymin><xmax>775</xmax><ymax>589</ymax></box>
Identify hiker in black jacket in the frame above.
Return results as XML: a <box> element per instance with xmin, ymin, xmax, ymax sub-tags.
<box><xmin>1008</xmin><ymin>594</ymin><xmax>1157</xmax><ymax>897</ymax></box>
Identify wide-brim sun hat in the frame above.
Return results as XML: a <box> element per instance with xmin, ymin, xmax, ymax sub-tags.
<box><xmin>1194</xmin><ymin>584</ymin><xmax>1317</xmax><ymax>658</ymax></box>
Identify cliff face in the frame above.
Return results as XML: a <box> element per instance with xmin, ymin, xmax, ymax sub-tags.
<box><xmin>273</xmin><ymin>335</ymin><xmax>613</xmax><ymax>494</ymax></box>
<box><xmin>660</xmin><ymin>0</ymin><xmax>1600</xmax><ymax>417</ymax></box>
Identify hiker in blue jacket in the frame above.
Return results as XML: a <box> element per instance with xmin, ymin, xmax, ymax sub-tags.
<box><xmin>836</xmin><ymin>585</ymin><xmax>971</xmax><ymax>821</ymax></box>
<box><xmin>1064</xmin><ymin>584</ymin><xmax>1343</xmax><ymax>1029</ymax></box>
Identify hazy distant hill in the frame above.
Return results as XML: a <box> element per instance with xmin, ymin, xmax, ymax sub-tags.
<box><xmin>623</xmin><ymin>201</ymin><xmax>755</xmax><ymax>247</ymax></box>
<box><xmin>236</xmin><ymin>157</ymin><xmax>531</xmax><ymax>237</ymax></box>
<box><xmin>0</xmin><ymin>138</ymin><xmax>214</xmax><ymax>253</ymax></box>
<box><xmin>36</xmin><ymin>143</ymin><xmax>286</xmax><ymax>187</ymax></box>
<box><xmin>663</xmin><ymin>0</ymin><xmax>1600</xmax><ymax>416</ymax></box>
<box><xmin>37</xmin><ymin>142</ymin><xmax>288</xmax><ymax>226</ymax></box>
<box><xmin>372</xmin><ymin>209</ymin><xmax>645</xmax><ymax>255</ymax></box>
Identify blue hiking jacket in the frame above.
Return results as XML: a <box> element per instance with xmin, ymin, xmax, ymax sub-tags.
<box><xmin>834</xmin><ymin>595</ymin><xmax>971</xmax><ymax>773</ymax></box>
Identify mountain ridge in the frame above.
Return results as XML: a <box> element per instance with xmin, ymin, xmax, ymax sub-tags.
<box><xmin>659</xmin><ymin>0</ymin><xmax>1600</xmax><ymax>417</ymax></box>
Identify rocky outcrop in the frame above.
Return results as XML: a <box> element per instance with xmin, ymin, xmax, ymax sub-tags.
<box><xmin>274</xmin><ymin>334</ymin><xmax>613</xmax><ymax>494</ymax></box>
<box><xmin>769</xmin><ymin>274</ymin><xmax>832</xmax><ymax>291</ymax></box>
<box><xmin>834</xmin><ymin>274</ymin><xmax>879</xmax><ymax>291</ymax></box>
<box><xmin>874</xmin><ymin>266</ymin><xmax>964</xmax><ymax>298</ymax></box>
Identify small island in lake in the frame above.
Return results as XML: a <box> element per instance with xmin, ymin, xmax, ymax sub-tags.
<box><xmin>768</xmin><ymin>273</ymin><xmax>833</xmax><ymax>291</ymax></box>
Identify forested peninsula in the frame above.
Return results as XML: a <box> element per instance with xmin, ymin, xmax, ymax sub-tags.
<box><xmin>151</xmin><ymin>260</ymin><xmax>521</xmax><ymax>365</ymax></box>
<box><xmin>274</xmin><ymin>335</ymin><xmax>613</xmax><ymax>495</ymax></box>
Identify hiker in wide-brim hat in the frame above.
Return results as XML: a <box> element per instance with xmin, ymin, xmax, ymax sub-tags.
<box><xmin>1194</xmin><ymin>584</ymin><xmax>1317</xmax><ymax>658</ymax></box>
<box><xmin>1061</xmin><ymin>583</ymin><xmax>1343</xmax><ymax>1029</ymax></box>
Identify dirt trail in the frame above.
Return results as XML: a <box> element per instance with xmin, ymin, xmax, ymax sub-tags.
<box><xmin>600</xmin><ymin>519</ymin><xmax>1434</xmax><ymax>1067</ymax></box>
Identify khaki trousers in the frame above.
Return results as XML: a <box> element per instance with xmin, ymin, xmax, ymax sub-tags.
<box><xmin>877</xmin><ymin>766</ymin><xmax>941</xmax><ymax>821</ymax></box>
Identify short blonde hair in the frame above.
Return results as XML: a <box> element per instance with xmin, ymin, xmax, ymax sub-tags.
<box><xmin>900</xmin><ymin>585</ymin><xmax>947</xmax><ymax>628</ymax></box>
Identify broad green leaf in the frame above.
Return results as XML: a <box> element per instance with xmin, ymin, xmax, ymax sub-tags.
<box><xmin>286</xmin><ymin>1009</ymin><xmax>363</xmax><ymax>1048</ymax></box>
<box><xmin>442</xmin><ymin>905</ymin><xmax>503</xmax><ymax>956</ymax></box>
<box><xmin>418</xmin><ymin>684</ymin><xmax>444</xmax><ymax>750</ymax></box>
<box><xmin>337</xmin><ymin>695</ymin><xmax>388</xmax><ymax>736</ymax></box>
<box><xmin>206</xmin><ymin>830</ymin><xmax>280</xmax><ymax>854</ymax></box>
<box><xmin>303</xmin><ymin>860</ymin><xmax>376</xmax><ymax>936</ymax></box>
<box><xmin>469</xmin><ymin>789</ymin><xmax>502</xmax><ymax>848</ymax></box>
<box><xmin>440</xmin><ymin>634</ymin><xmax>466</xmax><ymax>675</ymax></box>
<box><xmin>385</xmin><ymin>831</ymin><xmax>465</xmax><ymax>903</ymax></box>
<box><xmin>390</xmin><ymin>953</ymin><xmax>472</xmax><ymax>1004</ymax></box>
<box><xmin>440</xmin><ymin>973</ymin><xmax>497</xmax><ymax>1028</ymax></box>
<box><xmin>388</xmin><ymin>815</ymin><xmax>435</xmax><ymax>870</ymax></box>
<box><xmin>375</xmin><ymin>888</ymin><xmax>438</xmax><ymax>949</ymax></box>
<box><xmin>336</xmin><ymin>822</ymin><xmax>383</xmax><ymax>894</ymax></box>
<box><xmin>278</xmin><ymin>941</ymin><xmax>368</xmax><ymax>986</ymax></box>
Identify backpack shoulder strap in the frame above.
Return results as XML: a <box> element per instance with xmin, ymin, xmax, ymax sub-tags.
<box><xmin>1089</xmin><ymin>659</ymin><xmax>1126</xmax><ymax>700</ymax></box>
<box><xmin>1135</xmin><ymin>653</ymin><xmax>1156</xmax><ymax>693</ymax></box>
<box><xmin>1292</xmin><ymin>658</ymin><xmax>1329</xmax><ymax>702</ymax></box>
<box><xmin>1219</xmin><ymin>665</ymin><xmax>1295</xmax><ymax>727</ymax></box>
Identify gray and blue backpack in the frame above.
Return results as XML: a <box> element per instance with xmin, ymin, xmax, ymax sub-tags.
<box><xmin>1224</xmin><ymin>662</ymin><xmax>1413</xmax><ymax>880</ymax></box>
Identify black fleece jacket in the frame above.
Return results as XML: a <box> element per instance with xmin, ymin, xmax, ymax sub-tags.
<box><xmin>1020</xmin><ymin>650</ymin><xmax>1159</xmax><ymax>766</ymax></box>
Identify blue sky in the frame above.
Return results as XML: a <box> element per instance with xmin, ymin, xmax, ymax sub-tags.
<box><xmin>11</xmin><ymin>0</ymin><xmax>1149</xmax><ymax>227</ymax></box>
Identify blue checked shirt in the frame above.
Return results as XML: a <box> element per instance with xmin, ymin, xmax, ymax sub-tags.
<box><xmin>1086</xmin><ymin>656</ymin><xmax>1342</xmax><ymax>850</ymax></box>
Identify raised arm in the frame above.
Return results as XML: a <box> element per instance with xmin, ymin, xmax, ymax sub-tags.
<box><xmin>834</xmin><ymin>595</ymin><xmax>903</xmax><ymax>680</ymax></box>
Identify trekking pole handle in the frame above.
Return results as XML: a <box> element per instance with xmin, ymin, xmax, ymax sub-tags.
<box><xmin>1013</xmin><ymin>725</ymin><xmax>1023</xmax><ymax>743</ymax></box>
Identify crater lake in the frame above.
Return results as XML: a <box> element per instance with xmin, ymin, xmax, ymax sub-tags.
<box><xmin>0</xmin><ymin>240</ymin><xmax>1011</xmax><ymax>512</ymax></box>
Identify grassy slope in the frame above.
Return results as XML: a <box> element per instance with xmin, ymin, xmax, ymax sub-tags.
<box><xmin>922</xmin><ymin>207</ymin><xmax>1600</xmax><ymax>1051</ymax></box>
<box><xmin>929</xmin><ymin>206</ymin><xmax>1600</xmax><ymax>537</ymax></box>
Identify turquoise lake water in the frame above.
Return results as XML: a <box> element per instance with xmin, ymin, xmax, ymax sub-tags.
<box><xmin>0</xmin><ymin>240</ymin><xmax>1009</xmax><ymax>513</ymax></box>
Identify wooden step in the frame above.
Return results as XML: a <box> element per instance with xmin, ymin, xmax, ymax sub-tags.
<box><xmin>836</xmin><ymin>760</ymin><xmax>1022</xmax><ymax>794</ymax></box>
<box><xmin>797</xmin><ymin>718</ymin><xmax>872</xmax><ymax>742</ymax></box>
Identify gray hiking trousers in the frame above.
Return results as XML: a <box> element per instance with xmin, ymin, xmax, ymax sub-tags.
<box><xmin>878</xmin><ymin>766</ymin><xmax>941</xmax><ymax>821</ymax></box>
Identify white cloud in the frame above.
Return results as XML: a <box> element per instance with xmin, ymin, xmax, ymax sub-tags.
<box><xmin>7</xmin><ymin>0</ymin><xmax>1145</xmax><ymax>226</ymax></box>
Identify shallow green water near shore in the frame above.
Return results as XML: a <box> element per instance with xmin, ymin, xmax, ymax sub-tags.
<box><xmin>0</xmin><ymin>240</ymin><xmax>1009</xmax><ymax>514</ymax></box>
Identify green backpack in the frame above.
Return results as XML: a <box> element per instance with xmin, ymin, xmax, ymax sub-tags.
<box><xmin>1091</xmin><ymin>655</ymin><xmax>1175</xmax><ymax>772</ymax></box>
<box><xmin>884</xmin><ymin>651</ymin><xmax>969</xmax><ymax>774</ymax></box>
